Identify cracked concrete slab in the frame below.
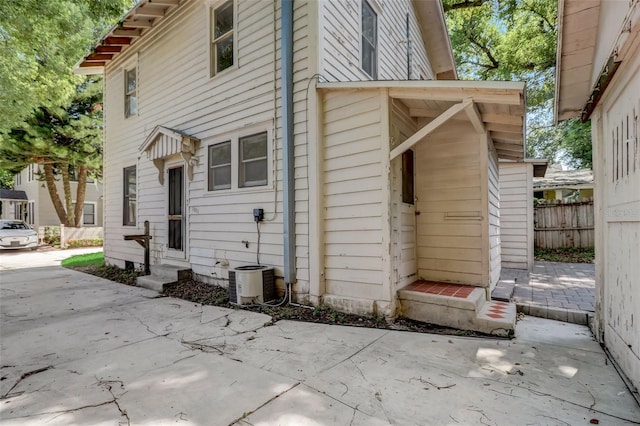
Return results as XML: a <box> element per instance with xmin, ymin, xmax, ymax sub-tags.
<box><xmin>1</xmin><ymin>260</ymin><xmax>639</xmax><ymax>425</ymax></box>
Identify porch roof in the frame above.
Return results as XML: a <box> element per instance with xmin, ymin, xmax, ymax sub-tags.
<box><xmin>317</xmin><ymin>80</ymin><xmax>526</xmax><ymax>161</ymax></box>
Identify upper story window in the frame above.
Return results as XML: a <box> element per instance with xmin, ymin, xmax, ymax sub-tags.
<box><xmin>211</xmin><ymin>0</ymin><xmax>235</xmax><ymax>77</ymax></box>
<box><xmin>207</xmin><ymin>130</ymin><xmax>269</xmax><ymax>192</ymax></box>
<box><xmin>361</xmin><ymin>0</ymin><xmax>378</xmax><ymax>79</ymax></box>
<box><xmin>125</xmin><ymin>67</ymin><xmax>138</xmax><ymax>118</ymax></box>
<box><xmin>14</xmin><ymin>172</ymin><xmax>21</xmax><ymax>186</ymax></box>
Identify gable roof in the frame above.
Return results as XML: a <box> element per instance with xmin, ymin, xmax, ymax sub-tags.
<box><xmin>533</xmin><ymin>168</ymin><xmax>593</xmax><ymax>190</ymax></box>
<box><xmin>0</xmin><ymin>190</ymin><xmax>28</xmax><ymax>201</ymax></box>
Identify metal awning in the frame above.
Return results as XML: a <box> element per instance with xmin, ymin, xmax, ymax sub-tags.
<box><xmin>75</xmin><ymin>0</ymin><xmax>184</xmax><ymax>74</ymax></box>
<box><xmin>317</xmin><ymin>80</ymin><xmax>526</xmax><ymax>161</ymax></box>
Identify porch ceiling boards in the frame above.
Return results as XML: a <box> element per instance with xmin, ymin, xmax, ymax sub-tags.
<box><xmin>75</xmin><ymin>0</ymin><xmax>183</xmax><ymax>74</ymax></box>
<box><xmin>317</xmin><ymin>80</ymin><xmax>526</xmax><ymax>161</ymax></box>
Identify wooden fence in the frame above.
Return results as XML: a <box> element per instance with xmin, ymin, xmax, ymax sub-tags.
<box><xmin>534</xmin><ymin>200</ymin><xmax>594</xmax><ymax>249</ymax></box>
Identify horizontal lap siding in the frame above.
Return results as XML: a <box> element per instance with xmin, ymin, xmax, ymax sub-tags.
<box><xmin>415</xmin><ymin>124</ymin><xmax>484</xmax><ymax>285</ymax></box>
<box><xmin>499</xmin><ymin>163</ymin><xmax>530</xmax><ymax>269</ymax></box>
<box><xmin>320</xmin><ymin>0</ymin><xmax>432</xmax><ymax>81</ymax></box>
<box><xmin>103</xmin><ymin>0</ymin><xmax>312</xmax><ymax>293</ymax></box>
<box><xmin>322</xmin><ymin>90</ymin><xmax>385</xmax><ymax>299</ymax></box>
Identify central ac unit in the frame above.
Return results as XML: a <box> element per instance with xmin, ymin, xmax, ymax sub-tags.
<box><xmin>229</xmin><ymin>265</ymin><xmax>276</xmax><ymax>305</ymax></box>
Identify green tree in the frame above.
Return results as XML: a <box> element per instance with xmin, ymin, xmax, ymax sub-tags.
<box><xmin>443</xmin><ymin>0</ymin><xmax>592</xmax><ymax>168</ymax></box>
<box><xmin>0</xmin><ymin>0</ymin><xmax>132</xmax><ymax>132</ymax></box>
<box><xmin>0</xmin><ymin>169</ymin><xmax>14</xmax><ymax>189</ymax></box>
<box><xmin>0</xmin><ymin>77</ymin><xmax>104</xmax><ymax>226</ymax></box>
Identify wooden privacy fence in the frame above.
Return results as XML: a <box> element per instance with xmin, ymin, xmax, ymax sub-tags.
<box><xmin>534</xmin><ymin>200</ymin><xmax>594</xmax><ymax>248</ymax></box>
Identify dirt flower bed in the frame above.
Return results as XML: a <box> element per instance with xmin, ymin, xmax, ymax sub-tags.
<box><xmin>534</xmin><ymin>247</ymin><xmax>595</xmax><ymax>263</ymax></box>
<box><xmin>74</xmin><ymin>265</ymin><xmax>500</xmax><ymax>338</ymax></box>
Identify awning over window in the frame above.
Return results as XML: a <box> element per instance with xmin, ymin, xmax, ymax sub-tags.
<box><xmin>139</xmin><ymin>125</ymin><xmax>199</xmax><ymax>185</ymax></box>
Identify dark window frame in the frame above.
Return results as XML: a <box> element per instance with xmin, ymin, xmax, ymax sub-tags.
<box><xmin>123</xmin><ymin>166</ymin><xmax>136</xmax><ymax>226</ymax></box>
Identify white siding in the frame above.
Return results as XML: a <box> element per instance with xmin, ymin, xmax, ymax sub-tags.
<box><xmin>103</xmin><ymin>0</ymin><xmax>312</xmax><ymax>296</ymax></box>
<box><xmin>414</xmin><ymin>123</ymin><xmax>486</xmax><ymax>286</ymax></box>
<box><xmin>319</xmin><ymin>0</ymin><xmax>433</xmax><ymax>81</ymax></box>
<box><xmin>499</xmin><ymin>162</ymin><xmax>532</xmax><ymax>269</ymax></box>
<box><xmin>487</xmin><ymin>141</ymin><xmax>501</xmax><ymax>288</ymax></box>
<box><xmin>594</xmin><ymin>39</ymin><xmax>640</xmax><ymax>392</ymax></box>
<box><xmin>321</xmin><ymin>89</ymin><xmax>387</xmax><ymax>301</ymax></box>
<box><xmin>390</xmin><ymin>100</ymin><xmax>418</xmax><ymax>290</ymax></box>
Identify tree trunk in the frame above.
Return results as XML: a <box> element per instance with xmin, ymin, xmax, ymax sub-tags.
<box><xmin>61</xmin><ymin>161</ymin><xmax>74</xmax><ymax>226</ymax></box>
<box><xmin>43</xmin><ymin>163</ymin><xmax>69</xmax><ymax>225</ymax></box>
<box><xmin>73</xmin><ymin>166</ymin><xmax>88</xmax><ymax>227</ymax></box>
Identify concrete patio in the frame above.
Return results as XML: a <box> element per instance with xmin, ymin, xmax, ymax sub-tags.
<box><xmin>1</xmin><ymin>254</ymin><xmax>638</xmax><ymax>425</ymax></box>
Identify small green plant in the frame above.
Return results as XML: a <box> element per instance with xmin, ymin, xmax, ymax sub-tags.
<box><xmin>61</xmin><ymin>252</ymin><xmax>105</xmax><ymax>268</ymax></box>
<box><xmin>43</xmin><ymin>226</ymin><xmax>60</xmax><ymax>246</ymax></box>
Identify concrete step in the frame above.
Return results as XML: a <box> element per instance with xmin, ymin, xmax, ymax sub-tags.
<box><xmin>398</xmin><ymin>280</ymin><xmax>516</xmax><ymax>337</ymax></box>
<box><xmin>476</xmin><ymin>300</ymin><xmax>516</xmax><ymax>337</ymax></box>
<box><xmin>149</xmin><ymin>264</ymin><xmax>191</xmax><ymax>282</ymax></box>
<box><xmin>137</xmin><ymin>264</ymin><xmax>191</xmax><ymax>293</ymax></box>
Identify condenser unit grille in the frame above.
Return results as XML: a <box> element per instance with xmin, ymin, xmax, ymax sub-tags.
<box><xmin>229</xmin><ymin>266</ymin><xmax>276</xmax><ymax>305</ymax></box>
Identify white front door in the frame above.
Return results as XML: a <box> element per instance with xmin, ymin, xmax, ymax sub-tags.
<box><xmin>397</xmin><ymin>149</ymin><xmax>417</xmax><ymax>289</ymax></box>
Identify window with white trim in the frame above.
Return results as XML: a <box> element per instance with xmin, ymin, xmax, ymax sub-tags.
<box><xmin>207</xmin><ymin>130</ymin><xmax>269</xmax><ymax>192</ymax></box>
<box><xmin>361</xmin><ymin>0</ymin><xmax>378</xmax><ymax>79</ymax></box>
<box><xmin>208</xmin><ymin>140</ymin><xmax>231</xmax><ymax>190</ymax></box>
<box><xmin>71</xmin><ymin>202</ymin><xmax>96</xmax><ymax>226</ymax></box>
<box><xmin>125</xmin><ymin>67</ymin><xmax>137</xmax><ymax>118</ymax></box>
<box><xmin>210</xmin><ymin>0</ymin><xmax>235</xmax><ymax>77</ymax></box>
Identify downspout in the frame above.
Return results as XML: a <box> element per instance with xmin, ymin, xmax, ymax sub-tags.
<box><xmin>281</xmin><ymin>0</ymin><xmax>296</xmax><ymax>293</ymax></box>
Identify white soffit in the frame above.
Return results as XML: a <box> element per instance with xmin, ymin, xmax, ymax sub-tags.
<box><xmin>555</xmin><ymin>0</ymin><xmax>601</xmax><ymax>122</ymax></box>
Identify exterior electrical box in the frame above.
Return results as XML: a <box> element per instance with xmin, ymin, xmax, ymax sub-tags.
<box><xmin>229</xmin><ymin>265</ymin><xmax>276</xmax><ymax>305</ymax></box>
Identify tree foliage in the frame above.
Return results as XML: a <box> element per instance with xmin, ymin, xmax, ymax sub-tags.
<box><xmin>0</xmin><ymin>77</ymin><xmax>104</xmax><ymax>226</ymax></box>
<box><xmin>0</xmin><ymin>0</ymin><xmax>132</xmax><ymax>132</ymax></box>
<box><xmin>443</xmin><ymin>0</ymin><xmax>592</xmax><ymax>168</ymax></box>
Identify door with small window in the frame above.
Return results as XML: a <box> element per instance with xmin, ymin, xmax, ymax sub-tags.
<box><xmin>167</xmin><ymin>165</ymin><xmax>184</xmax><ymax>256</ymax></box>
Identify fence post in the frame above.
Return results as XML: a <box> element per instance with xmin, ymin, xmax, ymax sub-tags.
<box><xmin>60</xmin><ymin>224</ymin><xmax>66</xmax><ymax>249</ymax></box>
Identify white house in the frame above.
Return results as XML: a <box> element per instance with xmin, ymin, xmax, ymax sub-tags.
<box><xmin>556</xmin><ymin>0</ymin><xmax>640</xmax><ymax>396</ymax></box>
<box><xmin>12</xmin><ymin>164</ymin><xmax>104</xmax><ymax>230</ymax></box>
<box><xmin>76</xmin><ymin>0</ymin><xmax>527</xmax><ymax>335</ymax></box>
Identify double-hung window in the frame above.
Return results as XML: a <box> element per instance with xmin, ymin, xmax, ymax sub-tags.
<box><xmin>211</xmin><ymin>0</ymin><xmax>235</xmax><ymax>76</ymax></box>
<box><xmin>208</xmin><ymin>141</ymin><xmax>232</xmax><ymax>190</ymax></box>
<box><xmin>361</xmin><ymin>0</ymin><xmax>378</xmax><ymax>79</ymax></box>
<box><xmin>123</xmin><ymin>166</ymin><xmax>136</xmax><ymax>226</ymax></box>
<box><xmin>125</xmin><ymin>67</ymin><xmax>137</xmax><ymax>117</ymax></box>
<box><xmin>208</xmin><ymin>131</ymin><xmax>269</xmax><ymax>191</ymax></box>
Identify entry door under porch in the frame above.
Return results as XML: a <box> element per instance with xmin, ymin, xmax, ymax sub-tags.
<box><xmin>167</xmin><ymin>165</ymin><xmax>184</xmax><ymax>254</ymax></box>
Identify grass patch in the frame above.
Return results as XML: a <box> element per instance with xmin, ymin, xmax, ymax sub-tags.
<box><xmin>61</xmin><ymin>252</ymin><xmax>105</xmax><ymax>268</ymax></box>
<box><xmin>535</xmin><ymin>246</ymin><xmax>595</xmax><ymax>263</ymax></box>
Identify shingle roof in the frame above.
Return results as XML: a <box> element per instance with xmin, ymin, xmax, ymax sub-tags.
<box><xmin>0</xmin><ymin>189</ymin><xmax>28</xmax><ymax>200</ymax></box>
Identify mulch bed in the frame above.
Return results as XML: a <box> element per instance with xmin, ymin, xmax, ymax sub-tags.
<box><xmin>75</xmin><ymin>265</ymin><xmax>500</xmax><ymax>338</ymax></box>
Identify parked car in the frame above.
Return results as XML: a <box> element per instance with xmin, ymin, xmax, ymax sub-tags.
<box><xmin>0</xmin><ymin>220</ymin><xmax>38</xmax><ymax>250</ymax></box>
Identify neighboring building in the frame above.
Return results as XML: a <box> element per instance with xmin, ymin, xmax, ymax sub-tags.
<box><xmin>533</xmin><ymin>166</ymin><xmax>594</xmax><ymax>202</ymax></box>
<box><xmin>0</xmin><ymin>189</ymin><xmax>29</xmax><ymax>222</ymax></box>
<box><xmin>556</xmin><ymin>0</ymin><xmax>639</xmax><ymax>395</ymax></box>
<box><xmin>499</xmin><ymin>159</ymin><xmax>547</xmax><ymax>270</ymax></box>
<box><xmin>13</xmin><ymin>164</ymin><xmax>103</xmax><ymax>230</ymax></box>
<box><xmin>76</xmin><ymin>0</ymin><xmax>527</xmax><ymax>334</ymax></box>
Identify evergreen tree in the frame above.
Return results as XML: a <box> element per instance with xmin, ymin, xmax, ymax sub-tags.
<box><xmin>0</xmin><ymin>77</ymin><xmax>103</xmax><ymax>226</ymax></box>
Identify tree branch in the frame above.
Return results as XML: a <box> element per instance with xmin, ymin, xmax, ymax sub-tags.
<box><xmin>444</xmin><ymin>0</ymin><xmax>491</xmax><ymax>11</ymax></box>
